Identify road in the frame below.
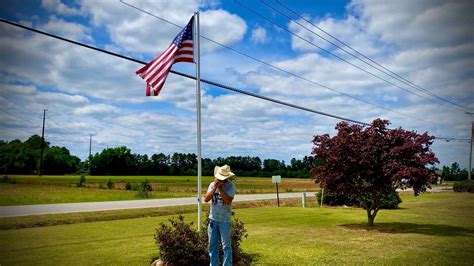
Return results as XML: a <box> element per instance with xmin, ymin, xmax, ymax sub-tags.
<box><xmin>0</xmin><ymin>192</ymin><xmax>311</xmax><ymax>217</ymax></box>
<box><xmin>0</xmin><ymin>187</ymin><xmax>451</xmax><ymax>217</ymax></box>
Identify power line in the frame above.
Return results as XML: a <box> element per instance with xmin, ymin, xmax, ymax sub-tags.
<box><xmin>118</xmin><ymin>0</ymin><xmax>443</xmax><ymax>126</ymax></box>
<box><xmin>271</xmin><ymin>0</ymin><xmax>472</xmax><ymax>113</ymax></box>
<box><xmin>0</xmin><ymin>18</ymin><xmax>369</xmax><ymax>126</ymax></box>
<box><xmin>233</xmin><ymin>0</ymin><xmax>466</xmax><ymax>114</ymax></box>
<box><xmin>434</xmin><ymin>137</ymin><xmax>471</xmax><ymax>143</ymax></box>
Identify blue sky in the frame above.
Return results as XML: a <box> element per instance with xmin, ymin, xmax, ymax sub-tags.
<box><xmin>0</xmin><ymin>0</ymin><xmax>473</xmax><ymax>169</ymax></box>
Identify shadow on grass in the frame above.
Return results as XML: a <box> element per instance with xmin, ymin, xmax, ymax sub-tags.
<box><xmin>341</xmin><ymin>222</ymin><xmax>474</xmax><ymax>237</ymax></box>
<box><xmin>241</xmin><ymin>252</ymin><xmax>260</xmax><ymax>265</ymax></box>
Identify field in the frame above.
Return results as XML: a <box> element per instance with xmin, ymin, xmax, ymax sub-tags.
<box><xmin>0</xmin><ymin>192</ymin><xmax>472</xmax><ymax>265</ymax></box>
<box><xmin>0</xmin><ymin>175</ymin><xmax>318</xmax><ymax>205</ymax></box>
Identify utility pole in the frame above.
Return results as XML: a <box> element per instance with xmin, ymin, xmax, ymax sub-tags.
<box><xmin>88</xmin><ymin>134</ymin><xmax>92</xmax><ymax>175</ymax></box>
<box><xmin>38</xmin><ymin>109</ymin><xmax>47</xmax><ymax>176</ymax></box>
<box><xmin>469</xmin><ymin>121</ymin><xmax>473</xmax><ymax>180</ymax></box>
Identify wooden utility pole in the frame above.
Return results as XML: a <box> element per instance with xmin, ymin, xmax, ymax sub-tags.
<box><xmin>38</xmin><ymin>109</ymin><xmax>47</xmax><ymax>176</ymax></box>
<box><xmin>89</xmin><ymin>134</ymin><xmax>92</xmax><ymax>175</ymax></box>
<box><xmin>469</xmin><ymin>121</ymin><xmax>473</xmax><ymax>180</ymax></box>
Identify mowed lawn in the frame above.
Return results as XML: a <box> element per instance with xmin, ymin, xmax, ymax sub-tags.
<box><xmin>0</xmin><ymin>175</ymin><xmax>318</xmax><ymax>206</ymax></box>
<box><xmin>0</xmin><ymin>192</ymin><xmax>472</xmax><ymax>265</ymax></box>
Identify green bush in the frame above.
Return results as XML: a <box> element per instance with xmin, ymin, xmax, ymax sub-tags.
<box><xmin>1</xmin><ymin>175</ymin><xmax>16</xmax><ymax>184</ymax></box>
<box><xmin>136</xmin><ymin>179</ymin><xmax>153</xmax><ymax>198</ymax></box>
<box><xmin>154</xmin><ymin>214</ymin><xmax>249</xmax><ymax>265</ymax></box>
<box><xmin>154</xmin><ymin>215</ymin><xmax>208</xmax><ymax>265</ymax></box>
<box><xmin>316</xmin><ymin>189</ymin><xmax>401</xmax><ymax>209</ymax></box>
<box><xmin>125</xmin><ymin>182</ymin><xmax>132</xmax><ymax>190</ymax></box>
<box><xmin>316</xmin><ymin>190</ymin><xmax>358</xmax><ymax>206</ymax></box>
<box><xmin>77</xmin><ymin>175</ymin><xmax>86</xmax><ymax>187</ymax></box>
<box><xmin>106</xmin><ymin>178</ymin><xmax>114</xmax><ymax>189</ymax></box>
<box><xmin>453</xmin><ymin>180</ymin><xmax>474</xmax><ymax>192</ymax></box>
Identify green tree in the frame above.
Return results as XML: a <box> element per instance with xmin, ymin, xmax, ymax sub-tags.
<box><xmin>43</xmin><ymin>146</ymin><xmax>80</xmax><ymax>175</ymax></box>
<box><xmin>151</xmin><ymin>153</ymin><xmax>170</xmax><ymax>175</ymax></box>
<box><xmin>90</xmin><ymin>146</ymin><xmax>138</xmax><ymax>175</ymax></box>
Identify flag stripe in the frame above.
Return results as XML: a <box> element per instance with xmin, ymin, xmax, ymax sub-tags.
<box><xmin>136</xmin><ymin>43</ymin><xmax>174</xmax><ymax>76</ymax></box>
<box><xmin>148</xmin><ymin>52</ymin><xmax>177</xmax><ymax>86</ymax></box>
<box><xmin>141</xmin><ymin>45</ymin><xmax>178</xmax><ymax>80</ymax></box>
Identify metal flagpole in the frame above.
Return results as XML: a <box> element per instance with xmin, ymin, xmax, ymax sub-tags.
<box><xmin>194</xmin><ymin>11</ymin><xmax>203</xmax><ymax>231</ymax></box>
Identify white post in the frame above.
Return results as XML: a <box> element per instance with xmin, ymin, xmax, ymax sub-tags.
<box><xmin>320</xmin><ymin>188</ymin><xmax>324</xmax><ymax>207</ymax></box>
<box><xmin>194</xmin><ymin>11</ymin><xmax>202</xmax><ymax>231</ymax></box>
<box><xmin>302</xmin><ymin>192</ymin><xmax>306</xmax><ymax>208</ymax></box>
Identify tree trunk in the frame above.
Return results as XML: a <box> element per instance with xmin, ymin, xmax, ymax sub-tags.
<box><xmin>366</xmin><ymin>208</ymin><xmax>378</xmax><ymax>227</ymax></box>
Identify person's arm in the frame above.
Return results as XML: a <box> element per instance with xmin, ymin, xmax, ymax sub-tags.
<box><xmin>204</xmin><ymin>179</ymin><xmax>221</xmax><ymax>202</ymax></box>
<box><xmin>217</xmin><ymin>183</ymin><xmax>234</xmax><ymax>204</ymax></box>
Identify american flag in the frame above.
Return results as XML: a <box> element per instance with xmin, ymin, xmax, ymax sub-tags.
<box><xmin>136</xmin><ymin>16</ymin><xmax>194</xmax><ymax>96</ymax></box>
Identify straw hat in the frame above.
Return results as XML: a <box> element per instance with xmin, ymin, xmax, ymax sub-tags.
<box><xmin>214</xmin><ymin>165</ymin><xmax>235</xmax><ymax>180</ymax></box>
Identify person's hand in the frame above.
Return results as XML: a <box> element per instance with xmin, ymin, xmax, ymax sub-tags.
<box><xmin>214</xmin><ymin>179</ymin><xmax>223</xmax><ymax>188</ymax></box>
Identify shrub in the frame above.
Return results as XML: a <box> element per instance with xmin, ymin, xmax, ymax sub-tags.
<box><xmin>136</xmin><ymin>179</ymin><xmax>153</xmax><ymax>198</ymax></box>
<box><xmin>125</xmin><ymin>182</ymin><xmax>132</xmax><ymax>190</ymax></box>
<box><xmin>316</xmin><ymin>190</ymin><xmax>358</xmax><ymax>206</ymax></box>
<box><xmin>77</xmin><ymin>175</ymin><xmax>86</xmax><ymax>187</ymax></box>
<box><xmin>1</xmin><ymin>175</ymin><xmax>16</xmax><ymax>184</ymax></box>
<box><xmin>377</xmin><ymin>189</ymin><xmax>402</xmax><ymax>209</ymax></box>
<box><xmin>229</xmin><ymin>215</ymin><xmax>249</xmax><ymax>262</ymax></box>
<box><xmin>453</xmin><ymin>180</ymin><xmax>474</xmax><ymax>193</ymax></box>
<box><xmin>316</xmin><ymin>189</ymin><xmax>401</xmax><ymax>209</ymax></box>
<box><xmin>106</xmin><ymin>178</ymin><xmax>114</xmax><ymax>189</ymax></box>
<box><xmin>154</xmin><ymin>214</ymin><xmax>249</xmax><ymax>265</ymax></box>
<box><xmin>154</xmin><ymin>215</ymin><xmax>209</xmax><ymax>265</ymax></box>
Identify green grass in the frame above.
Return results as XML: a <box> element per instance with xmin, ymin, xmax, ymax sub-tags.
<box><xmin>0</xmin><ymin>192</ymin><xmax>472</xmax><ymax>265</ymax></box>
<box><xmin>0</xmin><ymin>175</ymin><xmax>318</xmax><ymax>205</ymax></box>
<box><xmin>0</xmin><ymin>197</ymin><xmax>307</xmax><ymax>230</ymax></box>
<box><xmin>0</xmin><ymin>183</ymin><xmax>193</xmax><ymax>206</ymax></box>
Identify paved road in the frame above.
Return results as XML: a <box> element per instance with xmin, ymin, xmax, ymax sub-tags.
<box><xmin>0</xmin><ymin>187</ymin><xmax>451</xmax><ymax>218</ymax></box>
<box><xmin>0</xmin><ymin>192</ymin><xmax>312</xmax><ymax>217</ymax></box>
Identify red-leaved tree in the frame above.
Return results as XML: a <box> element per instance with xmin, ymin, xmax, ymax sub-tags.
<box><xmin>312</xmin><ymin>119</ymin><xmax>438</xmax><ymax>226</ymax></box>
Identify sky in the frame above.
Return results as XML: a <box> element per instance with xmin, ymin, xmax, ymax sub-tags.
<box><xmin>0</xmin><ymin>0</ymin><xmax>473</xmax><ymax>169</ymax></box>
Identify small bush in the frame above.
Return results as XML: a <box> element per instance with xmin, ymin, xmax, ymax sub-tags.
<box><xmin>136</xmin><ymin>179</ymin><xmax>153</xmax><ymax>198</ymax></box>
<box><xmin>377</xmin><ymin>190</ymin><xmax>402</xmax><ymax>209</ymax></box>
<box><xmin>316</xmin><ymin>190</ymin><xmax>358</xmax><ymax>206</ymax></box>
<box><xmin>154</xmin><ymin>214</ymin><xmax>249</xmax><ymax>265</ymax></box>
<box><xmin>125</xmin><ymin>182</ymin><xmax>132</xmax><ymax>190</ymax></box>
<box><xmin>453</xmin><ymin>180</ymin><xmax>474</xmax><ymax>193</ymax></box>
<box><xmin>77</xmin><ymin>175</ymin><xmax>86</xmax><ymax>187</ymax></box>
<box><xmin>1</xmin><ymin>175</ymin><xmax>16</xmax><ymax>184</ymax></box>
<box><xmin>316</xmin><ymin>189</ymin><xmax>401</xmax><ymax>209</ymax></box>
<box><xmin>106</xmin><ymin>178</ymin><xmax>114</xmax><ymax>189</ymax></box>
<box><xmin>154</xmin><ymin>215</ymin><xmax>209</xmax><ymax>265</ymax></box>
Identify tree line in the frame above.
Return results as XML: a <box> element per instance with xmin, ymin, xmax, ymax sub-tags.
<box><xmin>441</xmin><ymin>162</ymin><xmax>471</xmax><ymax>181</ymax></box>
<box><xmin>1</xmin><ymin>135</ymin><xmax>470</xmax><ymax>180</ymax></box>
<box><xmin>0</xmin><ymin>135</ymin><xmax>315</xmax><ymax>177</ymax></box>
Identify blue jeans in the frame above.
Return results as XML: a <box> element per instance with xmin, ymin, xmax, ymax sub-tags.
<box><xmin>208</xmin><ymin>219</ymin><xmax>232</xmax><ymax>266</ymax></box>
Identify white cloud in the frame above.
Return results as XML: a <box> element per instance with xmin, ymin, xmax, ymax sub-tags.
<box><xmin>74</xmin><ymin>104</ymin><xmax>119</xmax><ymax>115</ymax></box>
<box><xmin>39</xmin><ymin>16</ymin><xmax>92</xmax><ymax>42</ymax></box>
<box><xmin>349</xmin><ymin>0</ymin><xmax>474</xmax><ymax>49</ymax></box>
<box><xmin>41</xmin><ymin>0</ymin><xmax>84</xmax><ymax>16</ymax></box>
<box><xmin>80</xmin><ymin>0</ymin><xmax>247</xmax><ymax>55</ymax></box>
<box><xmin>251</xmin><ymin>25</ymin><xmax>268</xmax><ymax>44</ymax></box>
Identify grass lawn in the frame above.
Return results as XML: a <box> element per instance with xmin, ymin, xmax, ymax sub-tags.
<box><xmin>0</xmin><ymin>192</ymin><xmax>473</xmax><ymax>265</ymax></box>
<box><xmin>0</xmin><ymin>183</ymin><xmax>193</xmax><ymax>206</ymax></box>
<box><xmin>0</xmin><ymin>175</ymin><xmax>318</xmax><ymax>205</ymax></box>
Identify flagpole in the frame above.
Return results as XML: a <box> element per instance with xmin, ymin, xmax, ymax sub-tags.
<box><xmin>194</xmin><ymin>11</ymin><xmax>203</xmax><ymax>232</ymax></box>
